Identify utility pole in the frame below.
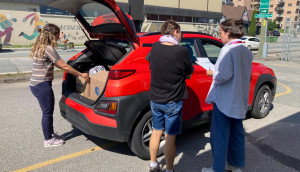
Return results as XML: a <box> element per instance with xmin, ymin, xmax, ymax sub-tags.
<box><xmin>258</xmin><ymin>18</ymin><xmax>268</xmax><ymax>57</ymax></box>
<box><xmin>296</xmin><ymin>3</ymin><xmax>300</xmax><ymax>37</ymax></box>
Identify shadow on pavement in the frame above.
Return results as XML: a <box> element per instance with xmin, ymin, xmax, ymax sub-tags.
<box><xmin>0</xmin><ymin>49</ymin><xmax>15</xmax><ymax>53</ymax></box>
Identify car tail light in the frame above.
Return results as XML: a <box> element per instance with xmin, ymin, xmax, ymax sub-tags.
<box><xmin>96</xmin><ymin>100</ymin><xmax>118</xmax><ymax>114</ymax></box>
<box><xmin>108</xmin><ymin>70</ymin><xmax>135</xmax><ymax>80</ymax></box>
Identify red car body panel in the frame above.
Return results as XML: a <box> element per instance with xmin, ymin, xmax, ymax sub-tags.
<box><xmin>61</xmin><ymin>96</ymin><xmax>117</xmax><ymax>128</ymax></box>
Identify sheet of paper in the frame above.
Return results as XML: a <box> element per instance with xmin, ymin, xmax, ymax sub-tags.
<box><xmin>195</xmin><ymin>57</ymin><xmax>215</xmax><ymax>71</ymax></box>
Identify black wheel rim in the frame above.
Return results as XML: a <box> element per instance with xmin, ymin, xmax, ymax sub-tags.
<box><xmin>141</xmin><ymin>118</ymin><xmax>165</xmax><ymax>150</ymax></box>
<box><xmin>258</xmin><ymin>90</ymin><xmax>270</xmax><ymax>114</ymax></box>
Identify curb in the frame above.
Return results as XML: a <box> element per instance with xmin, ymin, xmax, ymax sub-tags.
<box><xmin>0</xmin><ymin>73</ymin><xmax>64</xmax><ymax>84</ymax></box>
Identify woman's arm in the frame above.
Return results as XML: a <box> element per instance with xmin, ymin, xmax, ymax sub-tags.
<box><xmin>54</xmin><ymin>59</ymin><xmax>89</xmax><ymax>81</ymax></box>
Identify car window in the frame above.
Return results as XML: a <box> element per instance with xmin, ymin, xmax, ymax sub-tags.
<box><xmin>180</xmin><ymin>38</ymin><xmax>200</xmax><ymax>62</ymax></box>
<box><xmin>198</xmin><ymin>39</ymin><xmax>222</xmax><ymax>64</ymax></box>
<box><xmin>248</xmin><ymin>38</ymin><xmax>254</xmax><ymax>41</ymax></box>
<box><xmin>241</xmin><ymin>37</ymin><xmax>247</xmax><ymax>40</ymax></box>
<box><xmin>254</xmin><ymin>38</ymin><xmax>259</xmax><ymax>42</ymax></box>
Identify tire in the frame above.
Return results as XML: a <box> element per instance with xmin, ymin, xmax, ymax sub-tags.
<box><xmin>56</xmin><ymin>43</ymin><xmax>62</xmax><ymax>52</ymax></box>
<box><xmin>250</xmin><ymin>85</ymin><xmax>272</xmax><ymax>119</ymax></box>
<box><xmin>67</xmin><ymin>42</ymin><xmax>74</xmax><ymax>52</ymax></box>
<box><xmin>128</xmin><ymin>111</ymin><xmax>165</xmax><ymax>160</ymax></box>
<box><xmin>247</xmin><ymin>45</ymin><xmax>251</xmax><ymax>49</ymax></box>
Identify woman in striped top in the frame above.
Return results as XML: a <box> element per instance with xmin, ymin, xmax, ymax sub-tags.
<box><xmin>29</xmin><ymin>23</ymin><xmax>89</xmax><ymax>147</ymax></box>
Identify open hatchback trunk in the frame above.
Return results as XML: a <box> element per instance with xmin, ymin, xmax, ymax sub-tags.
<box><xmin>47</xmin><ymin>0</ymin><xmax>138</xmax><ymax>104</ymax></box>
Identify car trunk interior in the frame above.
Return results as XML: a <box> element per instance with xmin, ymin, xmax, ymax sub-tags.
<box><xmin>63</xmin><ymin>40</ymin><xmax>130</xmax><ymax>105</ymax></box>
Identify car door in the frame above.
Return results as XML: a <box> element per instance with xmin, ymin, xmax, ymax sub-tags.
<box><xmin>180</xmin><ymin>37</ymin><xmax>222</xmax><ymax>121</ymax></box>
<box><xmin>253</xmin><ymin>38</ymin><xmax>260</xmax><ymax>49</ymax></box>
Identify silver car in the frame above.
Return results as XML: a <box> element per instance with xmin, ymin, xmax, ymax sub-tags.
<box><xmin>241</xmin><ymin>36</ymin><xmax>260</xmax><ymax>50</ymax></box>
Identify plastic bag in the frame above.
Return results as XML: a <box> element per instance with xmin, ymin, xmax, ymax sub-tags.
<box><xmin>89</xmin><ymin>65</ymin><xmax>106</xmax><ymax>76</ymax></box>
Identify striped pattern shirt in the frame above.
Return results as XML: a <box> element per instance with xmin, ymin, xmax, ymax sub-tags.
<box><xmin>29</xmin><ymin>45</ymin><xmax>61</xmax><ymax>86</ymax></box>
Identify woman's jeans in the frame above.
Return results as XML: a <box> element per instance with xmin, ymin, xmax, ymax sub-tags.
<box><xmin>30</xmin><ymin>81</ymin><xmax>55</xmax><ymax>140</ymax></box>
<box><xmin>210</xmin><ymin>103</ymin><xmax>245</xmax><ymax>172</ymax></box>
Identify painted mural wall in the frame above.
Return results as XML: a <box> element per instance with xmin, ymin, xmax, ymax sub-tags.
<box><xmin>0</xmin><ymin>2</ymin><xmax>86</xmax><ymax>46</ymax></box>
<box><xmin>1</xmin><ymin>2</ymin><xmax>220</xmax><ymax>46</ymax></box>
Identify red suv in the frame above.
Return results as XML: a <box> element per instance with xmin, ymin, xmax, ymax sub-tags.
<box><xmin>52</xmin><ymin>0</ymin><xmax>277</xmax><ymax>159</ymax></box>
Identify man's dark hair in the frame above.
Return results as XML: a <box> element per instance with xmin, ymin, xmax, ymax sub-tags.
<box><xmin>220</xmin><ymin>19</ymin><xmax>244</xmax><ymax>38</ymax></box>
<box><xmin>160</xmin><ymin>20</ymin><xmax>181</xmax><ymax>35</ymax></box>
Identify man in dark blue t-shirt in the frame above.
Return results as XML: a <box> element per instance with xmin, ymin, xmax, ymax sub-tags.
<box><xmin>147</xmin><ymin>20</ymin><xmax>194</xmax><ymax>172</ymax></box>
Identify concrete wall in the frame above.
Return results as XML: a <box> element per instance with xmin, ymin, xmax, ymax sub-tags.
<box><xmin>145</xmin><ymin>0</ymin><xmax>222</xmax><ymax>12</ymax></box>
<box><xmin>141</xmin><ymin>21</ymin><xmax>219</xmax><ymax>38</ymax></box>
<box><xmin>0</xmin><ymin>1</ymin><xmax>221</xmax><ymax>46</ymax></box>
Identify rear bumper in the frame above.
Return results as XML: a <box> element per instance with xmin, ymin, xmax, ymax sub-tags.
<box><xmin>59</xmin><ymin>97</ymin><xmax>121</xmax><ymax>141</ymax></box>
<box><xmin>59</xmin><ymin>91</ymin><xmax>150</xmax><ymax>142</ymax></box>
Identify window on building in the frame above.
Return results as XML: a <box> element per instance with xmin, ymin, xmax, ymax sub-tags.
<box><xmin>159</xmin><ymin>15</ymin><xmax>171</xmax><ymax>21</ymax></box>
<box><xmin>288</xmin><ymin>3</ymin><xmax>292</xmax><ymax>6</ymax></box>
<box><xmin>198</xmin><ymin>18</ymin><xmax>208</xmax><ymax>23</ymax></box>
<box><xmin>209</xmin><ymin>19</ymin><xmax>217</xmax><ymax>24</ymax></box>
<box><xmin>184</xmin><ymin>16</ymin><xmax>192</xmax><ymax>22</ymax></box>
<box><xmin>147</xmin><ymin>14</ymin><xmax>158</xmax><ymax>20</ymax></box>
<box><xmin>40</xmin><ymin>6</ymin><xmax>72</xmax><ymax>15</ymax></box>
<box><xmin>172</xmin><ymin>15</ymin><xmax>184</xmax><ymax>22</ymax></box>
<box><xmin>287</xmin><ymin>11</ymin><xmax>291</xmax><ymax>14</ymax></box>
<box><xmin>270</xmin><ymin>5</ymin><xmax>273</xmax><ymax>7</ymax></box>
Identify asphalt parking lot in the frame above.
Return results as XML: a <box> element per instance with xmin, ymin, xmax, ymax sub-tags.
<box><xmin>0</xmin><ymin>58</ymin><xmax>299</xmax><ymax>172</ymax></box>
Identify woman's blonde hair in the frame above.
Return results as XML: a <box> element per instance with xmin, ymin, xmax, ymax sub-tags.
<box><xmin>30</xmin><ymin>23</ymin><xmax>60</xmax><ymax>59</ymax></box>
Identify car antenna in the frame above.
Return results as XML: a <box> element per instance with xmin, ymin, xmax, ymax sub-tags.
<box><xmin>74</xmin><ymin>16</ymin><xmax>90</xmax><ymax>41</ymax></box>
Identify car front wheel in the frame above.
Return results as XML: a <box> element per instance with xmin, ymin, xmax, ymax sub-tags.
<box><xmin>250</xmin><ymin>85</ymin><xmax>272</xmax><ymax>119</ymax></box>
<box><xmin>128</xmin><ymin>111</ymin><xmax>165</xmax><ymax>160</ymax></box>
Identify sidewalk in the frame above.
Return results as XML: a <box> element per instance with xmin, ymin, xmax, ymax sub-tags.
<box><xmin>0</xmin><ymin>46</ymin><xmax>85</xmax><ymax>84</ymax></box>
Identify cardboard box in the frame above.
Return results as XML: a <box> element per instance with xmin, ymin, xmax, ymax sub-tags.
<box><xmin>89</xmin><ymin>71</ymin><xmax>109</xmax><ymax>101</ymax></box>
<box><xmin>76</xmin><ymin>76</ymin><xmax>90</xmax><ymax>97</ymax></box>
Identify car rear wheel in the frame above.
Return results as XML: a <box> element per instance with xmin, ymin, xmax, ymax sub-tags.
<box><xmin>250</xmin><ymin>85</ymin><xmax>272</xmax><ymax>119</ymax></box>
<box><xmin>247</xmin><ymin>45</ymin><xmax>251</xmax><ymax>49</ymax></box>
<box><xmin>128</xmin><ymin>111</ymin><xmax>165</xmax><ymax>160</ymax></box>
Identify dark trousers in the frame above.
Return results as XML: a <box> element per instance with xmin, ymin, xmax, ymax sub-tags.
<box><xmin>210</xmin><ymin>103</ymin><xmax>245</xmax><ymax>172</ymax></box>
<box><xmin>30</xmin><ymin>81</ymin><xmax>55</xmax><ymax>140</ymax></box>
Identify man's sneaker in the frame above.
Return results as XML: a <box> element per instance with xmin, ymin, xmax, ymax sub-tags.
<box><xmin>201</xmin><ymin>167</ymin><xmax>214</xmax><ymax>172</ymax></box>
<box><xmin>149</xmin><ymin>163</ymin><xmax>161</xmax><ymax>172</ymax></box>
<box><xmin>44</xmin><ymin>138</ymin><xmax>64</xmax><ymax>147</ymax></box>
<box><xmin>225</xmin><ymin>165</ymin><xmax>242</xmax><ymax>172</ymax></box>
<box><xmin>52</xmin><ymin>133</ymin><xmax>66</xmax><ymax>141</ymax></box>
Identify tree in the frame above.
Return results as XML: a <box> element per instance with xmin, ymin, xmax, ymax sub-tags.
<box><xmin>248</xmin><ymin>9</ymin><xmax>257</xmax><ymax>36</ymax></box>
<box><xmin>267</xmin><ymin>20</ymin><xmax>277</xmax><ymax>31</ymax></box>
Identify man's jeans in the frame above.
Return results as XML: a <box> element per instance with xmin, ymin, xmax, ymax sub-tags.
<box><xmin>150</xmin><ymin>100</ymin><xmax>183</xmax><ymax>135</ymax></box>
<box><xmin>210</xmin><ymin>103</ymin><xmax>245</xmax><ymax>172</ymax></box>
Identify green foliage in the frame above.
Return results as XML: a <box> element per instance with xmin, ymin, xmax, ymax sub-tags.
<box><xmin>267</xmin><ymin>20</ymin><xmax>277</xmax><ymax>31</ymax></box>
<box><xmin>248</xmin><ymin>9</ymin><xmax>257</xmax><ymax>36</ymax></box>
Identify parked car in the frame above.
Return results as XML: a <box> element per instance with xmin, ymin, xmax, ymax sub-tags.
<box><xmin>50</xmin><ymin>0</ymin><xmax>277</xmax><ymax>159</ymax></box>
<box><xmin>267</xmin><ymin>30</ymin><xmax>281</xmax><ymax>36</ymax></box>
<box><xmin>241</xmin><ymin>36</ymin><xmax>260</xmax><ymax>50</ymax></box>
<box><xmin>271</xmin><ymin>30</ymin><xmax>280</xmax><ymax>36</ymax></box>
